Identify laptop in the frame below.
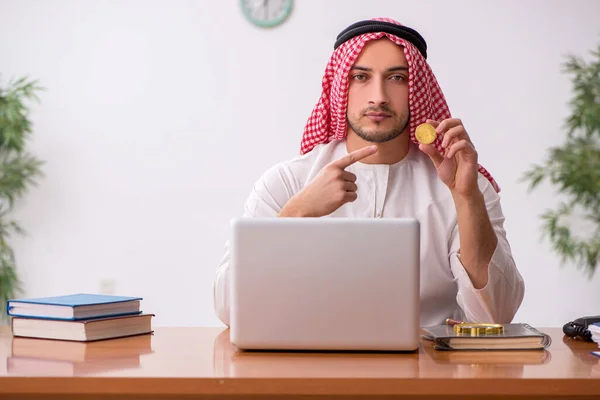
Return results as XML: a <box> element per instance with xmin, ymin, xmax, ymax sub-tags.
<box><xmin>229</xmin><ymin>217</ymin><xmax>421</xmax><ymax>352</ymax></box>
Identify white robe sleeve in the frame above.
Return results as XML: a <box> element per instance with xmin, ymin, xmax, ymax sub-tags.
<box><xmin>213</xmin><ymin>163</ymin><xmax>299</xmax><ymax>327</ymax></box>
<box><xmin>448</xmin><ymin>178</ymin><xmax>525</xmax><ymax>323</ymax></box>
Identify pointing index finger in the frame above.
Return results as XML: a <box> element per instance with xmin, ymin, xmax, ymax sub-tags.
<box><xmin>333</xmin><ymin>145</ymin><xmax>378</xmax><ymax>169</ymax></box>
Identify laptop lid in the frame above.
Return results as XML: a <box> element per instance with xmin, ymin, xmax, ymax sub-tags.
<box><xmin>229</xmin><ymin>217</ymin><xmax>420</xmax><ymax>351</ymax></box>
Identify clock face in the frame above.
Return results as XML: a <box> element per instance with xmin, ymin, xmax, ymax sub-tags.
<box><xmin>240</xmin><ymin>0</ymin><xmax>293</xmax><ymax>28</ymax></box>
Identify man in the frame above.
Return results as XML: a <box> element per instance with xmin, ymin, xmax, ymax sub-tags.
<box><xmin>213</xmin><ymin>17</ymin><xmax>524</xmax><ymax>328</ymax></box>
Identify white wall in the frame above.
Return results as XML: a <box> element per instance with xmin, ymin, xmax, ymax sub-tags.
<box><xmin>1</xmin><ymin>0</ymin><xmax>599</xmax><ymax>327</ymax></box>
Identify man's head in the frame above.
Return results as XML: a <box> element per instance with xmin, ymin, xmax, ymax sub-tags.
<box><xmin>300</xmin><ymin>17</ymin><xmax>448</xmax><ymax>156</ymax></box>
<box><xmin>346</xmin><ymin>38</ymin><xmax>410</xmax><ymax>143</ymax></box>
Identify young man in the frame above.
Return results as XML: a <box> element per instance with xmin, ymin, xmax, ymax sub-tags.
<box><xmin>213</xmin><ymin>18</ymin><xmax>524</xmax><ymax>328</ymax></box>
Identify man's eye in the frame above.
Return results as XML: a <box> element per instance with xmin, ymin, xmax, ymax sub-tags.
<box><xmin>353</xmin><ymin>74</ymin><xmax>367</xmax><ymax>81</ymax></box>
<box><xmin>391</xmin><ymin>75</ymin><xmax>407</xmax><ymax>81</ymax></box>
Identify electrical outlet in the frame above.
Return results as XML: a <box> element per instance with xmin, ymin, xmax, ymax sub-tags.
<box><xmin>99</xmin><ymin>279</ymin><xmax>116</xmax><ymax>295</ymax></box>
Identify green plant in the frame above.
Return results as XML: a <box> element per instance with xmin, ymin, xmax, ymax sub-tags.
<box><xmin>0</xmin><ymin>76</ymin><xmax>44</xmax><ymax>318</ymax></box>
<box><xmin>522</xmin><ymin>43</ymin><xmax>600</xmax><ymax>277</ymax></box>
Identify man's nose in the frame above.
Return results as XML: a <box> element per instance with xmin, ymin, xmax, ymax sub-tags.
<box><xmin>368</xmin><ymin>79</ymin><xmax>390</xmax><ymax>107</ymax></box>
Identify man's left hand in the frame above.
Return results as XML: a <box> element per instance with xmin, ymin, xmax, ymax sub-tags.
<box><xmin>419</xmin><ymin>118</ymin><xmax>480</xmax><ymax>199</ymax></box>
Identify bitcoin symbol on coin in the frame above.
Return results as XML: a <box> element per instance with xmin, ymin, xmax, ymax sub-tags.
<box><xmin>415</xmin><ymin>123</ymin><xmax>437</xmax><ymax>145</ymax></box>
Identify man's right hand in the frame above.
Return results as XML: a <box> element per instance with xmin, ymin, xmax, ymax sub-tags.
<box><xmin>278</xmin><ymin>145</ymin><xmax>378</xmax><ymax>218</ymax></box>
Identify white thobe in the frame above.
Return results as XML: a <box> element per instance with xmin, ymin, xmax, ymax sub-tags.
<box><xmin>213</xmin><ymin>139</ymin><xmax>525</xmax><ymax>328</ymax></box>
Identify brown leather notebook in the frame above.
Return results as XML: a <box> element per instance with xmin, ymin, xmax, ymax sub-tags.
<box><xmin>421</xmin><ymin>323</ymin><xmax>552</xmax><ymax>351</ymax></box>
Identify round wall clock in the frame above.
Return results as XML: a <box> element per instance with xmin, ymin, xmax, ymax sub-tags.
<box><xmin>240</xmin><ymin>0</ymin><xmax>293</xmax><ymax>28</ymax></box>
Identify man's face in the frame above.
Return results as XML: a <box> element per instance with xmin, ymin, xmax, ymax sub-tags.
<box><xmin>346</xmin><ymin>38</ymin><xmax>410</xmax><ymax>143</ymax></box>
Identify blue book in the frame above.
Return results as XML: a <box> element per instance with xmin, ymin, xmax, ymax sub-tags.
<box><xmin>6</xmin><ymin>293</ymin><xmax>143</xmax><ymax>320</ymax></box>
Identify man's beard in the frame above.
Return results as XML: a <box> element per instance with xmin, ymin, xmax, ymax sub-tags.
<box><xmin>347</xmin><ymin>107</ymin><xmax>410</xmax><ymax>143</ymax></box>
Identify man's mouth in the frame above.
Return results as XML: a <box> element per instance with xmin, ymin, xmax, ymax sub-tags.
<box><xmin>365</xmin><ymin>112</ymin><xmax>391</xmax><ymax>122</ymax></box>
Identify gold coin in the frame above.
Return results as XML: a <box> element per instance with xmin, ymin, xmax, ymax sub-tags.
<box><xmin>415</xmin><ymin>123</ymin><xmax>437</xmax><ymax>144</ymax></box>
<box><xmin>453</xmin><ymin>323</ymin><xmax>504</xmax><ymax>336</ymax></box>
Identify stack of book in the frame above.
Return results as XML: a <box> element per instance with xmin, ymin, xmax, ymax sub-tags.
<box><xmin>6</xmin><ymin>293</ymin><xmax>154</xmax><ymax>342</ymax></box>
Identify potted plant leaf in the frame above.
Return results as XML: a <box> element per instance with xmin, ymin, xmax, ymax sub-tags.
<box><xmin>522</xmin><ymin>43</ymin><xmax>600</xmax><ymax>277</ymax></box>
<box><xmin>0</xmin><ymin>76</ymin><xmax>44</xmax><ymax>321</ymax></box>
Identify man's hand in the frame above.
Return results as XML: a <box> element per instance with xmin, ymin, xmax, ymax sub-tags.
<box><xmin>418</xmin><ymin>118</ymin><xmax>480</xmax><ymax>199</ymax></box>
<box><xmin>279</xmin><ymin>145</ymin><xmax>378</xmax><ymax>217</ymax></box>
<box><xmin>420</xmin><ymin>118</ymin><xmax>498</xmax><ymax>289</ymax></box>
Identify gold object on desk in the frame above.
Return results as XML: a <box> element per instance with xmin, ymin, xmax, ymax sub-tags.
<box><xmin>453</xmin><ymin>323</ymin><xmax>504</xmax><ymax>336</ymax></box>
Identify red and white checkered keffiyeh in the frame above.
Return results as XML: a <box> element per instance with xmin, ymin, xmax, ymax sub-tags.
<box><xmin>300</xmin><ymin>17</ymin><xmax>500</xmax><ymax>193</ymax></box>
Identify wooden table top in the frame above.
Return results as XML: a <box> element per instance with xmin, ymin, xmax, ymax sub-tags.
<box><xmin>0</xmin><ymin>326</ymin><xmax>599</xmax><ymax>399</ymax></box>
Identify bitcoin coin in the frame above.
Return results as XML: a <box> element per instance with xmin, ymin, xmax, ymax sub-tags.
<box><xmin>415</xmin><ymin>123</ymin><xmax>437</xmax><ymax>144</ymax></box>
<box><xmin>453</xmin><ymin>323</ymin><xmax>504</xmax><ymax>336</ymax></box>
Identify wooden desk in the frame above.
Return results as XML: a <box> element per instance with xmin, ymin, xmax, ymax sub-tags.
<box><xmin>0</xmin><ymin>326</ymin><xmax>598</xmax><ymax>399</ymax></box>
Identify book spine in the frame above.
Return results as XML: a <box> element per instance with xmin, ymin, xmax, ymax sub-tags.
<box><xmin>522</xmin><ymin>323</ymin><xmax>552</xmax><ymax>347</ymax></box>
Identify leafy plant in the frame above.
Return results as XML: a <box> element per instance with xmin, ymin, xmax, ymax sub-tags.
<box><xmin>522</xmin><ymin>43</ymin><xmax>600</xmax><ymax>277</ymax></box>
<box><xmin>0</xmin><ymin>76</ymin><xmax>44</xmax><ymax>318</ymax></box>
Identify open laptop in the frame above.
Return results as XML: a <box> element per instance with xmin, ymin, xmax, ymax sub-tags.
<box><xmin>229</xmin><ymin>217</ymin><xmax>420</xmax><ymax>352</ymax></box>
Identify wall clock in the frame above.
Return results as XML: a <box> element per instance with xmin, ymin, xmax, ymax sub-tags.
<box><xmin>240</xmin><ymin>0</ymin><xmax>293</xmax><ymax>28</ymax></box>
